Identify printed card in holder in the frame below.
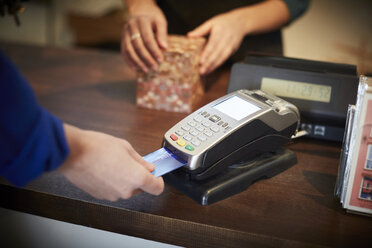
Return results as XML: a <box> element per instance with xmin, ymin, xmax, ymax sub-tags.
<box><xmin>336</xmin><ymin>76</ymin><xmax>372</xmax><ymax>216</ymax></box>
<box><xmin>143</xmin><ymin>147</ymin><xmax>187</xmax><ymax>177</ymax></box>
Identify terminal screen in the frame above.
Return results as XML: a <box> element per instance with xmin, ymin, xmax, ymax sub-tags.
<box><xmin>213</xmin><ymin>95</ymin><xmax>261</xmax><ymax>121</ymax></box>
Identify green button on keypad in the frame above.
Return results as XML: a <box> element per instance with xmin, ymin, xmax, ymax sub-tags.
<box><xmin>185</xmin><ymin>145</ymin><xmax>194</xmax><ymax>151</ymax></box>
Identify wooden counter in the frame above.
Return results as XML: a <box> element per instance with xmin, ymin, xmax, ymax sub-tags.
<box><xmin>1</xmin><ymin>43</ymin><xmax>371</xmax><ymax>247</ymax></box>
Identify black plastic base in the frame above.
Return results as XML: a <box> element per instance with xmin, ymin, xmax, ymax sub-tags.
<box><xmin>164</xmin><ymin>148</ymin><xmax>297</xmax><ymax>205</ymax></box>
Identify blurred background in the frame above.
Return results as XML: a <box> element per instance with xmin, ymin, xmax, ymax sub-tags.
<box><xmin>0</xmin><ymin>0</ymin><xmax>371</xmax><ymax>75</ymax></box>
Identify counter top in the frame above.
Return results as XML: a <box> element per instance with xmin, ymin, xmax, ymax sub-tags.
<box><xmin>1</xmin><ymin>43</ymin><xmax>371</xmax><ymax>248</ymax></box>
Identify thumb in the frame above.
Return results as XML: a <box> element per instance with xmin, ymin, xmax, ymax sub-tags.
<box><xmin>187</xmin><ymin>21</ymin><xmax>212</xmax><ymax>38</ymax></box>
<box><xmin>143</xmin><ymin>161</ymin><xmax>155</xmax><ymax>172</ymax></box>
<box><xmin>141</xmin><ymin>173</ymin><xmax>165</xmax><ymax>196</ymax></box>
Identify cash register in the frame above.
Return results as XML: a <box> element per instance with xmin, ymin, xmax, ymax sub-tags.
<box><xmin>228</xmin><ymin>54</ymin><xmax>359</xmax><ymax>142</ymax></box>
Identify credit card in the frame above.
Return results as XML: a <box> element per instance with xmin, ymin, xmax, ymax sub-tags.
<box><xmin>143</xmin><ymin>147</ymin><xmax>187</xmax><ymax>177</ymax></box>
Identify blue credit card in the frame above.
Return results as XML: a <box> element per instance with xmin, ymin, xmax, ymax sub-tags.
<box><xmin>143</xmin><ymin>147</ymin><xmax>187</xmax><ymax>177</ymax></box>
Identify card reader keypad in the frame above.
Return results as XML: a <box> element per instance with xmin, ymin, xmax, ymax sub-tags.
<box><xmin>170</xmin><ymin>111</ymin><xmax>230</xmax><ymax>152</ymax></box>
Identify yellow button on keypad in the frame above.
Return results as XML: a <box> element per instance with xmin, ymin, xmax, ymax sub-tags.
<box><xmin>176</xmin><ymin>139</ymin><xmax>186</xmax><ymax>147</ymax></box>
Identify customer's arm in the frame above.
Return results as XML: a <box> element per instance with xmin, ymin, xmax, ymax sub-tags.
<box><xmin>0</xmin><ymin>52</ymin><xmax>164</xmax><ymax>201</ymax></box>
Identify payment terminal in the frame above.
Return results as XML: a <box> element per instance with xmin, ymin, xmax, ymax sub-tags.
<box><xmin>162</xmin><ymin>89</ymin><xmax>300</xmax><ymax>182</ymax></box>
<box><xmin>160</xmin><ymin>89</ymin><xmax>300</xmax><ymax>204</ymax></box>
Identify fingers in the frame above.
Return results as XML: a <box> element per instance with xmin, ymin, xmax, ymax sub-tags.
<box><xmin>187</xmin><ymin>21</ymin><xmax>223</xmax><ymax>75</ymax></box>
<box><xmin>138</xmin><ymin>18</ymin><xmax>165</xmax><ymax>63</ymax></box>
<box><xmin>187</xmin><ymin>20</ymin><xmax>231</xmax><ymax>75</ymax></box>
<box><xmin>117</xmin><ymin>173</ymin><xmax>163</xmax><ymax>200</ymax></box>
<box><xmin>61</xmin><ymin>127</ymin><xmax>164</xmax><ymax>202</ymax></box>
<box><xmin>122</xmin><ymin>25</ymin><xmax>149</xmax><ymax>72</ymax></box>
<box><xmin>122</xmin><ymin>141</ymin><xmax>163</xmax><ymax>196</ymax></box>
<box><xmin>128</xmin><ymin>150</ymin><xmax>164</xmax><ymax>196</ymax></box>
<box><xmin>188</xmin><ymin>12</ymin><xmax>246</xmax><ymax>74</ymax></box>
<box><xmin>128</xmin><ymin>21</ymin><xmax>159</xmax><ymax>71</ymax></box>
<box><xmin>200</xmin><ymin>34</ymin><xmax>235</xmax><ymax>74</ymax></box>
<box><xmin>126</xmin><ymin>143</ymin><xmax>155</xmax><ymax>172</ymax></box>
<box><xmin>139</xmin><ymin>173</ymin><xmax>165</xmax><ymax>196</ymax></box>
<box><xmin>120</xmin><ymin>37</ymin><xmax>137</xmax><ymax>71</ymax></box>
<box><xmin>154</xmin><ymin>18</ymin><xmax>168</xmax><ymax>49</ymax></box>
<box><xmin>114</xmin><ymin>152</ymin><xmax>163</xmax><ymax>199</ymax></box>
<box><xmin>121</xmin><ymin>16</ymin><xmax>168</xmax><ymax>72</ymax></box>
<box><xmin>121</xmin><ymin>166</ymin><xmax>163</xmax><ymax>198</ymax></box>
<box><xmin>122</xmin><ymin>150</ymin><xmax>164</xmax><ymax>197</ymax></box>
<box><xmin>140</xmin><ymin>160</ymin><xmax>155</xmax><ymax>172</ymax></box>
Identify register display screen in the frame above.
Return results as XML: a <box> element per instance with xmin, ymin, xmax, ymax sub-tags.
<box><xmin>261</xmin><ymin>77</ymin><xmax>332</xmax><ymax>103</ymax></box>
<box><xmin>213</xmin><ymin>95</ymin><xmax>261</xmax><ymax>121</ymax></box>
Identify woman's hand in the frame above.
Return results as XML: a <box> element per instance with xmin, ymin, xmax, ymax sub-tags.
<box><xmin>188</xmin><ymin>0</ymin><xmax>290</xmax><ymax>75</ymax></box>
<box><xmin>121</xmin><ymin>0</ymin><xmax>168</xmax><ymax>72</ymax></box>
<box><xmin>188</xmin><ymin>11</ymin><xmax>246</xmax><ymax>75</ymax></box>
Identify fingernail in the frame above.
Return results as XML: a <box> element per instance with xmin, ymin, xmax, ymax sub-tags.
<box><xmin>162</xmin><ymin>40</ymin><xmax>167</xmax><ymax>48</ymax></box>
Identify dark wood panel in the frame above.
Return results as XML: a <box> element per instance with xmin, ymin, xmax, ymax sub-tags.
<box><xmin>1</xmin><ymin>43</ymin><xmax>371</xmax><ymax>247</ymax></box>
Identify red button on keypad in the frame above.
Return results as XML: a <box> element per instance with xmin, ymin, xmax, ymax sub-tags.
<box><xmin>170</xmin><ymin>134</ymin><xmax>178</xmax><ymax>141</ymax></box>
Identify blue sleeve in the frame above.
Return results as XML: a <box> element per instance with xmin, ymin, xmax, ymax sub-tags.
<box><xmin>282</xmin><ymin>0</ymin><xmax>311</xmax><ymax>22</ymax></box>
<box><xmin>0</xmin><ymin>52</ymin><xmax>69</xmax><ymax>187</ymax></box>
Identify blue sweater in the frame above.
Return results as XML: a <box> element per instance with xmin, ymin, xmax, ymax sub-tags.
<box><xmin>0</xmin><ymin>52</ymin><xmax>69</xmax><ymax>186</ymax></box>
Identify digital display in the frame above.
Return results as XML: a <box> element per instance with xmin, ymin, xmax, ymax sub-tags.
<box><xmin>213</xmin><ymin>95</ymin><xmax>261</xmax><ymax>121</ymax></box>
<box><xmin>261</xmin><ymin>77</ymin><xmax>332</xmax><ymax>103</ymax></box>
